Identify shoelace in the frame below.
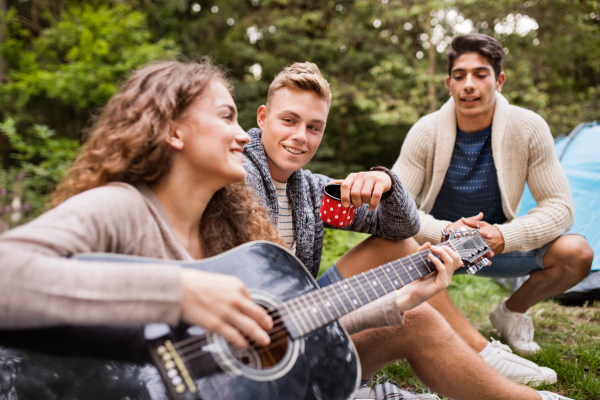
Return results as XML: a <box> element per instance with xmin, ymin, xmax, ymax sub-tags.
<box><xmin>515</xmin><ymin>314</ymin><xmax>535</xmax><ymax>342</ymax></box>
<box><xmin>490</xmin><ymin>338</ymin><xmax>513</xmax><ymax>353</ymax></box>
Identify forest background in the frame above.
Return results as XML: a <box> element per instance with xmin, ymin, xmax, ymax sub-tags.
<box><xmin>0</xmin><ymin>1</ymin><xmax>599</xmax><ymax>398</ymax></box>
<box><xmin>0</xmin><ymin>0</ymin><xmax>598</xmax><ymax>225</ymax></box>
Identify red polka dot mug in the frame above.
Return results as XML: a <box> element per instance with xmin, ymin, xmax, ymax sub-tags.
<box><xmin>319</xmin><ymin>183</ymin><xmax>356</xmax><ymax>227</ymax></box>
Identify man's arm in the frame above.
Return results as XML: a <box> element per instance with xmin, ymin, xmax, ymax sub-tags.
<box><xmin>339</xmin><ymin>169</ymin><xmax>420</xmax><ymax>240</ymax></box>
<box><xmin>391</xmin><ymin>123</ymin><xmax>451</xmax><ymax>245</ymax></box>
<box><xmin>304</xmin><ymin>168</ymin><xmax>420</xmax><ymax>240</ymax></box>
<box><xmin>494</xmin><ymin>116</ymin><xmax>574</xmax><ymax>253</ymax></box>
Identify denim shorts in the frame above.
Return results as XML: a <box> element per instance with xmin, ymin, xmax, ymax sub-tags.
<box><xmin>455</xmin><ymin>230</ymin><xmax>581</xmax><ymax>278</ymax></box>
<box><xmin>316</xmin><ymin>263</ymin><xmax>343</xmax><ymax>288</ymax></box>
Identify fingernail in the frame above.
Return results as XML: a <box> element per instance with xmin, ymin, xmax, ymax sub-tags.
<box><xmin>343</xmin><ymin>202</ymin><xmax>349</xmax><ymax>208</ymax></box>
<box><xmin>263</xmin><ymin>333</ymin><xmax>271</xmax><ymax>344</ymax></box>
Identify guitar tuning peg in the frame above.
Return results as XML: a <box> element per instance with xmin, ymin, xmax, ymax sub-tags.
<box><xmin>466</xmin><ymin>266</ymin><xmax>479</xmax><ymax>275</ymax></box>
<box><xmin>476</xmin><ymin>258</ymin><xmax>490</xmax><ymax>268</ymax></box>
<box><xmin>441</xmin><ymin>229</ymin><xmax>450</xmax><ymax>240</ymax></box>
<box><xmin>449</xmin><ymin>228</ymin><xmax>456</xmax><ymax>234</ymax></box>
<box><xmin>458</xmin><ymin>227</ymin><xmax>468</xmax><ymax>232</ymax></box>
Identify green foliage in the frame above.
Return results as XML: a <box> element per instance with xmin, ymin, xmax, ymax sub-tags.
<box><xmin>319</xmin><ymin>229</ymin><xmax>369</xmax><ymax>277</ymax></box>
<box><xmin>0</xmin><ymin>117</ymin><xmax>79</xmax><ymax>221</ymax></box>
<box><xmin>0</xmin><ymin>2</ymin><xmax>179</xmax><ymax>141</ymax></box>
<box><xmin>209</xmin><ymin>0</ymin><xmax>441</xmax><ymax>176</ymax></box>
<box><xmin>0</xmin><ymin>0</ymin><xmax>598</xmax><ymax>209</ymax></box>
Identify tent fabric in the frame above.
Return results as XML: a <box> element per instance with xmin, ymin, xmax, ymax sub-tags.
<box><xmin>517</xmin><ymin>121</ymin><xmax>600</xmax><ymax>272</ymax></box>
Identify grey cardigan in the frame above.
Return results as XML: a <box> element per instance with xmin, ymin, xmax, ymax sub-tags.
<box><xmin>243</xmin><ymin>128</ymin><xmax>420</xmax><ymax>277</ymax></box>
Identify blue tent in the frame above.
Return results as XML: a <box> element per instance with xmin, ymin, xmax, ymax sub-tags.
<box><xmin>518</xmin><ymin>121</ymin><xmax>600</xmax><ymax>303</ymax></box>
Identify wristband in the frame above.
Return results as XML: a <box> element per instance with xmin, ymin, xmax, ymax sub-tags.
<box><xmin>370</xmin><ymin>166</ymin><xmax>395</xmax><ymax>200</ymax></box>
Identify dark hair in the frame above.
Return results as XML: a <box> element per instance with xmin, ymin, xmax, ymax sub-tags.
<box><xmin>446</xmin><ymin>34</ymin><xmax>504</xmax><ymax>80</ymax></box>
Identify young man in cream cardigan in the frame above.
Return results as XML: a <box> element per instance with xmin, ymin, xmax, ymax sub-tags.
<box><xmin>392</xmin><ymin>33</ymin><xmax>592</xmax><ymax>362</ymax></box>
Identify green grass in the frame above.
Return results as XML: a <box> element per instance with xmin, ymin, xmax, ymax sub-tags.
<box><xmin>320</xmin><ymin>229</ymin><xmax>600</xmax><ymax>400</ymax></box>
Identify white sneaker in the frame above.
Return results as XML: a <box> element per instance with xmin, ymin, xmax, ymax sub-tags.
<box><xmin>490</xmin><ymin>297</ymin><xmax>541</xmax><ymax>355</ymax></box>
<box><xmin>480</xmin><ymin>339</ymin><xmax>557</xmax><ymax>387</ymax></box>
<box><xmin>537</xmin><ymin>391</ymin><xmax>574</xmax><ymax>400</ymax></box>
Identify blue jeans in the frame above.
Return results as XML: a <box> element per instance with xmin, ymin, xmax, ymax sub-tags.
<box><xmin>455</xmin><ymin>231</ymin><xmax>581</xmax><ymax>277</ymax></box>
<box><xmin>316</xmin><ymin>264</ymin><xmax>344</xmax><ymax>287</ymax></box>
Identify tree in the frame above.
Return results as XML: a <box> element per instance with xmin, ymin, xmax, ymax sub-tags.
<box><xmin>0</xmin><ymin>2</ymin><xmax>179</xmax><ymax>164</ymax></box>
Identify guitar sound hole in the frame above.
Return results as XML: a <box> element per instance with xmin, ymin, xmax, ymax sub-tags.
<box><xmin>259</xmin><ymin>329</ymin><xmax>288</xmax><ymax>368</ymax></box>
<box><xmin>230</xmin><ymin>316</ymin><xmax>289</xmax><ymax>370</ymax></box>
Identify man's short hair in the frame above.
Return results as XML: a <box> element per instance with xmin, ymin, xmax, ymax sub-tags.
<box><xmin>266</xmin><ymin>62</ymin><xmax>332</xmax><ymax>110</ymax></box>
<box><xmin>446</xmin><ymin>34</ymin><xmax>504</xmax><ymax>80</ymax></box>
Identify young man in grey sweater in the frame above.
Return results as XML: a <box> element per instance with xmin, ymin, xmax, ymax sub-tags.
<box><xmin>243</xmin><ymin>61</ymin><xmax>568</xmax><ymax>400</ymax></box>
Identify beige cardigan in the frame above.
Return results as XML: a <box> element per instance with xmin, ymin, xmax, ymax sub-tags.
<box><xmin>392</xmin><ymin>92</ymin><xmax>574</xmax><ymax>254</ymax></box>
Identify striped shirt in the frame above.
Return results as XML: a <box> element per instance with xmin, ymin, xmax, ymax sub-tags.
<box><xmin>273</xmin><ymin>180</ymin><xmax>297</xmax><ymax>254</ymax></box>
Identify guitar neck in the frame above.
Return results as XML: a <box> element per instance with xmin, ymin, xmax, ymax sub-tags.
<box><xmin>279</xmin><ymin>247</ymin><xmax>443</xmax><ymax>339</ymax></box>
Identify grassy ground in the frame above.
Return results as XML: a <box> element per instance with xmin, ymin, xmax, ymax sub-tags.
<box><xmin>319</xmin><ymin>230</ymin><xmax>600</xmax><ymax>400</ymax></box>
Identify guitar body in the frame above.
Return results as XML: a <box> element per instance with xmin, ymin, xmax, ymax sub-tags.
<box><xmin>0</xmin><ymin>242</ymin><xmax>360</xmax><ymax>400</ymax></box>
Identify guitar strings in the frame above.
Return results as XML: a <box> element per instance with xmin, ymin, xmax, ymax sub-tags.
<box><xmin>174</xmin><ymin>244</ymin><xmax>485</xmax><ymax>363</ymax></box>
<box><xmin>174</xmin><ymin>245</ymin><xmax>483</xmax><ymax>362</ymax></box>
<box><xmin>177</xmin><ymin>245</ymin><xmax>480</xmax><ymax>359</ymax></box>
<box><xmin>179</xmin><ymin>257</ymin><xmax>486</xmax><ymax>364</ymax></box>
<box><xmin>175</xmin><ymin>249</ymin><xmax>431</xmax><ymax>355</ymax></box>
<box><xmin>177</xmin><ymin>248</ymin><xmax>469</xmax><ymax>363</ymax></box>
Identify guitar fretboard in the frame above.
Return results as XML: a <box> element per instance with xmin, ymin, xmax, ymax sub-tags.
<box><xmin>279</xmin><ymin>248</ymin><xmax>440</xmax><ymax>339</ymax></box>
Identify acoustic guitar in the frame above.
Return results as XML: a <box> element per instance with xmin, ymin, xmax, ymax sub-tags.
<box><xmin>0</xmin><ymin>228</ymin><xmax>489</xmax><ymax>400</ymax></box>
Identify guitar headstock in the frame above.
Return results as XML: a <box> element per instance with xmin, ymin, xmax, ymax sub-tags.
<box><xmin>442</xmin><ymin>228</ymin><xmax>491</xmax><ymax>275</ymax></box>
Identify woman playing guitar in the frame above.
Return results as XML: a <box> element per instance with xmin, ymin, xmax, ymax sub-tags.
<box><xmin>0</xmin><ymin>60</ymin><xmax>461</xmax><ymax>399</ymax></box>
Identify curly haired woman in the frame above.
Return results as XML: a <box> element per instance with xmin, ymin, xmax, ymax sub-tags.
<box><xmin>0</xmin><ymin>60</ymin><xmax>283</xmax><ymax>348</ymax></box>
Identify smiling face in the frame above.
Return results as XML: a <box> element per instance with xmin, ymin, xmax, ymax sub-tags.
<box><xmin>257</xmin><ymin>88</ymin><xmax>329</xmax><ymax>183</ymax></box>
<box><xmin>171</xmin><ymin>79</ymin><xmax>250</xmax><ymax>187</ymax></box>
<box><xmin>446</xmin><ymin>52</ymin><xmax>506</xmax><ymax>132</ymax></box>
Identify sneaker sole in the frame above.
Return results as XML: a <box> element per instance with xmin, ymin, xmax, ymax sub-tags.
<box><xmin>510</xmin><ymin>370</ymin><xmax>557</xmax><ymax>387</ymax></box>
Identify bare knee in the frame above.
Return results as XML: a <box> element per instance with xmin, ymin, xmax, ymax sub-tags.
<box><xmin>351</xmin><ymin>302</ymin><xmax>453</xmax><ymax>368</ymax></box>
<box><xmin>546</xmin><ymin>235</ymin><xmax>593</xmax><ymax>282</ymax></box>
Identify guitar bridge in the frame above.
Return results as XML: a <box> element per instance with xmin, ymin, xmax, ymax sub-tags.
<box><xmin>156</xmin><ymin>340</ymin><xmax>197</xmax><ymax>395</ymax></box>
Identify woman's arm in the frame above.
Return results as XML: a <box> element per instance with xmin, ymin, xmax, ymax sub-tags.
<box><xmin>0</xmin><ymin>185</ymin><xmax>184</xmax><ymax>328</ymax></box>
<box><xmin>340</xmin><ymin>244</ymin><xmax>461</xmax><ymax>335</ymax></box>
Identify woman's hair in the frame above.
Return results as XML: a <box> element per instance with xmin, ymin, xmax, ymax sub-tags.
<box><xmin>53</xmin><ymin>60</ymin><xmax>284</xmax><ymax>254</ymax></box>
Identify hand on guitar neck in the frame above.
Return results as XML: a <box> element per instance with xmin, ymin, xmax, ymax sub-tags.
<box><xmin>180</xmin><ymin>269</ymin><xmax>273</xmax><ymax>349</ymax></box>
<box><xmin>444</xmin><ymin>212</ymin><xmax>504</xmax><ymax>256</ymax></box>
<box><xmin>394</xmin><ymin>243</ymin><xmax>463</xmax><ymax>314</ymax></box>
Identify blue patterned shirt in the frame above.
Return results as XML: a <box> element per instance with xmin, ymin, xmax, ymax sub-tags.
<box><xmin>430</xmin><ymin>125</ymin><xmax>506</xmax><ymax>225</ymax></box>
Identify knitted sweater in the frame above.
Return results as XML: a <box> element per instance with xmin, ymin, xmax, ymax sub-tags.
<box><xmin>244</xmin><ymin>128</ymin><xmax>420</xmax><ymax>277</ymax></box>
<box><xmin>392</xmin><ymin>92</ymin><xmax>574</xmax><ymax>253</ymax></box>
<box><xmin>0</xmin><ymin>183</ymin><xmax>184</xmax><ymax>328</ymax></box>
